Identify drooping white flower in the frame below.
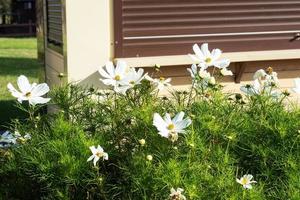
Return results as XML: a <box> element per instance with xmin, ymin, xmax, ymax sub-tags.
<box><xmin>220</xmin><ymin>68</ymin><xmax>233</xmax><ymax>76</ymax></box>
<box><xmin>199</xmin><ymin>68</ymin><xmax>212</xmax><ymax>80</ymax></box>
<box><xmin>189</xmin><ymin>43</ymin><xmax>230</xmax><ymax>69</ymax></box>
<box><xmin>253</xmin><ymin>69</ymin><xmax>267</xmax><ymax>81</ymax></box>
<box><xmin>153</xmin><ymin>112</ymin><xmax>191</xmax><ymax>142</ymax></box>
<box><xmin>7</xmin><ymin>75</ymin><xmax>50</xmax><ymax>105</ymax></box>
<box><xmin>292</xmin><ymin>78</ymin><xmax>300</xmax><ymax>93</ymax></box>
<box><xmin>87</xmin><ymin>145</ymin><xmax>108</xmax><ymax>166</ymax></box>
<box><xmin>99</xmin><ymin>60</ymin><xmax>128</xmax><ymax>89</ymax></box>
<box><xmin>170</xmin><ymin>188</ymin><xmax>186</xmax><ymax>200</ymax></box>
<box><xmin>236</xmin><ymin>174</ymin><xmax>257</xmax><ymax>189</ymax></box>
<box><xmin>187</xmin><ymin>64</ymin><xmax>198</xmax><ymax>79</ymax></box>
<box><xmin>146</xmin><ymin>75</ymin><xmax>171</xmax><ymax>91</ymax></box>
<box><xmin>240</xmin><ymin>80</ymin><xmax>261</xmax><ymax>96</ymax></box>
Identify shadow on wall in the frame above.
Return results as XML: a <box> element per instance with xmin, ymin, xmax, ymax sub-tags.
<box><xmin>78</xmin><ymin>70</ymin><xmax>109</xmax><ymax>90</ymax></box>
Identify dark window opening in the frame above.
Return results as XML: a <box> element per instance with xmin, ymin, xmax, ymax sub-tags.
<box><xmin>46</xmin><ymin>0</ymin><xmax>63</xmax><ymax>54</ymax></box>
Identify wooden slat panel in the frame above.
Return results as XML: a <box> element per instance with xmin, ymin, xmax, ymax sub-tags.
<box><xmin>114</xmin><ymin>0</ymin><xmax>300</xmax><ymax>58</ymax></box>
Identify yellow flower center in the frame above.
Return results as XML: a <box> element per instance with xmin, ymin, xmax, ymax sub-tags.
<box><xmin>205</xmin><ymin>57</ymin><xmax>212</xmax><ymax>63</ymax></box>
<box><xmin>167</xmin><ymin>123</ymin><xmax>175</xmax><ymax>130</ymax></box>
<box><xmin>114</xmin><ymin>75</ymin><xmax>121</xmax><ymax>81</ymax></box>
<box><xmin>96</xmin><ymin>152</ymin><xmax>103</xmax><ymax>158</ymax></box>
<box><xmin>241</xmin><ymin>178</ymin><xmax>248</xmax><ymax>185</ymax></box>
<box><xmin>25</xmin><ymin>92</ymin><xmax>31</xmax><ymax>97</ymax></box>
<box><xmin>159</xmin><ymin>77</ymin><xmax>165</xmax><ymax>81</ymax></box>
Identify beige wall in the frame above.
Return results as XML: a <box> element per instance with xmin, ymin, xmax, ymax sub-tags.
<box><xmin>45</xmin><ymin>0</ymin><xmax>114</xmax><ymax>87</ymax></box>
<box><xmin>65</xmin><ymin>0</ymin><xmax>114</xmax><ymax>86</ymax></box>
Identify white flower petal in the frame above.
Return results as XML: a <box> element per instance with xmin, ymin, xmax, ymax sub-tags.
<box><xmin>116</xmin><ymin>60</ymin><xmax>127</xmax><ymax>75</ymax></box>
<box><xmin>96</xmin><ymin>145</ymin><xmax>104</xmax><ymax>153</ymax></box>
<box><xmin>17</xmin><ymin>75</ymin><xmax>31</xmax><ymax>93</ymax></box>
<box><xmin>89</xmin><ymin>146</ymin><xmax>96</xmax><ymax>154</ymax></box>
<box><xmin>172</xmin><ymin>112</ymin><xmax>185</xmax><ymax>123</ymax></box>
<box><xmin>211</xmin><ymin>48</ymin><xmax>222</xmax><ymax>60</ymax></box>
<box><xmin>153</xmin><ymin>113</ymin><xmax>168</xmax><ymax>132</ymax></box>
<box><xmin>7</xmin><ymin>83</ymin><xmax>22</xmax><ymax>98</ymax></box>
<box><xmin>29</xmin><ymin>97</ymin><xmax>51</xmax><ymax>105</ymax></box>
<box><xmin>213</xmin><ymin>58</ymin><xmax>230</xmax><ymax>69</ymax></box>
<box><xmin>103</xmin><ymin>152</ymin><xmax>109</xmax><ymax>160</ymax></box>
<box><xmin>201</xmin><ymin>43</ymin><xmax>211</xmax><ymax>58</ymax></box>
<box><xmin>93</xmin><ymin>156</ymin><xmax>100</xmax><ymax>166</ymax></box>
<box><xmin>175</xmin><ymin>118</ymin><xmax>192</xmax><ymax>132</ymax></box>
<box><xmin>87</xmin><ymin>155</ymin><xmax>95</xmax><ymax>162</ymax></box>
<box><xmin>99</xmin><ymin>66</ymin><xmax>113</xmax><ymax>79</ymax></box>
<box><xmin>164</xmin><ymin>113</ymin><xmax>172</xmax><ymax>125</ymax></box>
<box><xmin>31</xmin><ymin>83</ymin><xmax>50</xmax><ymax>97</ymax></box>
<box><xmin>192</xmin><ymin>44</ymin><xmax>205</xmax><ymax>60</ymax></box>
<box><xmin>105</xmin><ymin>61</ymin><xmax>115</xmax><ymax>77</ymax></box>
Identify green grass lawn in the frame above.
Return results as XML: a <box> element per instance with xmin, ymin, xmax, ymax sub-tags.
<box><xmin>0</xmin><ymin>38</ymin><xmax>41</xmax><ymax>128</ymax></box>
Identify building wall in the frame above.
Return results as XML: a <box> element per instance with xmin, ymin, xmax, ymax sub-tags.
<box><xmin>42</xmin><ymin>0</ymin><xmax>300</xmax><ymax>94</ymax></box>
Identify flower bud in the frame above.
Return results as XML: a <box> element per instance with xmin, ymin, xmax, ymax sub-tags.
<box><xmin>146</xmin><ymin>155</ymin><xmax>153</xmax><ymax>161</ymax></box>
<box><xmin>209</xmin><ymin>77</ymin><xmax>216</xmax><ymax>85</ymax></box>
<box><xmin>138</xmin><ymin>139</ymin><xmax>146</xmax><ymax>146</ymax></box>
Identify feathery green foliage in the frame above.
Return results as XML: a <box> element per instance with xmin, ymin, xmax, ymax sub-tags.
<box><xmin>1</xmin><ymin>79</ymin><xmax>300</xmax><ymax>199</ymax></box>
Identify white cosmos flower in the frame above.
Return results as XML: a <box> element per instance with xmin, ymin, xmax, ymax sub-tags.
<box><xmin>7</xmin><ymin>75</ymin><xmax>50</xmax><ymax>105</ymax></box>
<box><xmin>189</xmin><ymin>43</ymin><xmax>230</xmax><ymax>69</ymax></box>
<box><xmin>153</xmin><ymin>112</ymin><xmax>191</xmax><ymax>142</ymax></box>
<box><xmin>145</xmin><ymin>75</ymin><xmax>171</xmax><ymax>91</ymax></box>
<box><xmin>292</xmin><ymin>78</ymin><xmax>300</xmax><ymax>93</ymax></box>
<box><xmin>170</xmin><ymin>188</ymin><xmax>186</xmax><ymax>200</ymax></box>
<box><xmin>118</xmin><ymin>68</ymin><xmax>147</xmax><ymax>94</ymax></box>
<box><xmin>99</xmin><ymin>60</ymin><xmax>128</xmax><ymax>90</ymax></box>
<box><xmin>87</xmin><ymin>145</ymin><xmax>108</xmax><ymax>166</ymax></box>
<box><xmin>236</xmin><ymin>174</ymin><xmax>257</xmax><ymax>189</ymax></box>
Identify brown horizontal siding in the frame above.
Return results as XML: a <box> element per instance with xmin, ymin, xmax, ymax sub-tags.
<box><xmin>114</xmin><ymin>0</ymin><xmax>300</xmax><ymax>58</ymax></box>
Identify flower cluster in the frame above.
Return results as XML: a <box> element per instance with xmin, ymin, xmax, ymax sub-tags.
<box><xmin>187</xmin><ymin>43</ymin><xmax>232</xmax><ymax>90</ymax></box>
<box><xmin>240</xmin><ymin>67</ymin><xmax>281</xmax><ymax>97</ymax></box>
<box><xmin>99</xmin><ymin>61</ymin><xmax>172</xmax><ymax>94</ymax></box>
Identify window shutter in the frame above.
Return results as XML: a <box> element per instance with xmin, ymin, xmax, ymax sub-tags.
<box><xmin>46</xmin><ymin>0</ymin><xmax>63</xmax><ymax>51</ymax></box>
<box><xmin>114</xmin><ymin>0</ymin><xmax>300</xmax><ymax>58</ymax></box>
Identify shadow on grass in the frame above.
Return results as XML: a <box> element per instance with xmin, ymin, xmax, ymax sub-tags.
<box><xmin>0</xmin><ymin>57</ymin><xmax>41</xmax><ymax>78</ymax></box>
<box><xmin>0</xmin><ymin>100</ymin><xmax>28</xmax><ymax>129</ymax></box>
